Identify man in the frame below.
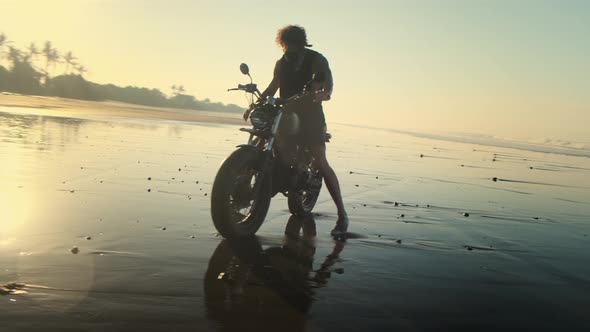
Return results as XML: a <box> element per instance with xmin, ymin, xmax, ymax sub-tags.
<box><xmin>243</xmin><ymin>25</ymin><xmax>349</xmax><ymax>236</ymax></box>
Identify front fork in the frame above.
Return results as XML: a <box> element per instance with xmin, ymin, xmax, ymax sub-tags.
<box><xmin>244</xmin><ymin>109</ymin><xmax>284</xmax><ymax>198</ymax></box>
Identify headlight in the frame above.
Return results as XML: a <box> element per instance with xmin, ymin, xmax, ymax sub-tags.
<box><xmin>250</xmin><ymin>109</ymin><xmax>272</xmax><ymax>129</ymax></box>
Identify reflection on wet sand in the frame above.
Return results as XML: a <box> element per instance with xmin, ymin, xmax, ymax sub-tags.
<box><xmin>0</xmin><ymin>111</ymin><xmax>85</xmax><ymax>151</ymax></box>
<box><xmin>205</xmin><ymin>215</ymin><xmax>346</xmax><ymax>332</ymax></box>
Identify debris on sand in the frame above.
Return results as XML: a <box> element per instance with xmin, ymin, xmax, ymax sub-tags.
<box><xmin>399</xmin><ymin>214</ymin><xmax>405</xmax><ymax>218</ymax></box>
<box><xmin>349</xmin><ymin>171</ymin><xmax>354</xmax><ymax>174</ymax></box>
<box><xmin>147</xmin><ymin>177</ymin><xmax>152</xmax><ymax>180</ymax></box>
<box><xmin>70</xmin><ymin>246</ymin><xmax>79</xmax><ymax>254</ymax></box>
<box><xmin>85</xmin><ymin>236</ymin><xmax>92</xmax><ymax>240</ymax></box>
<box><xmin>529</xmin><ymin>166</ymin><xmax>534</xmax><ymax>170</ymax></box>
<box><xmin>178</xmin><ymin>168</ymin><xmax>181</xmax><ymax>172</ymax></box>
<box><xmin>0</xmin><ymin>282</ymin><xmax>26</xmax><ymax>295</ymax></box>
<box><xmin>462</xmin><ymin>213</ymin><xmax>470</xmax><ymax>217</ymax></box>
<box><xmin>204</xmin><ymin>193</ymin><xmax>208</xmax><ymax>196</ymax></box>
<box><xmin>396</xmin><ymin>239</ymin><xmax>402</xmax><ymax>244</ymax></box>
<box><xmin>69</xmin><ymin>190</ymin><xmax>75</xmax><ymax>193</ymax></box>
<box><xmin>464</xmin><ymin>245</ymin><xmax>494</xmax><ymax>251</ymax></box>
<box><xmin>492</xmin><ymin>177</ymin><xmax>498</xmax><ymax>182</ymax></box>
<box><xmin>147</xmin><ymin>189</ymin><xmax>151</xmax><ymax>192</ymax></box>
<box><xmin>161</xmin><ymin>227</ymin><xmax>167</xmax><ymax>231</ymax></box>
<box><xmin>190</xmin><ymin>235</ymin><xmax>196</xmax><ymax>239</ymax></box>
<box><xmin>420</xmin><ymin>154</ymin><xmax>424</xmax><ymax>158</ymax></box>
<box><xmin>355</xmin><ymin>184</ymin><xmax>359</xmax><ymax>187</ymax></box>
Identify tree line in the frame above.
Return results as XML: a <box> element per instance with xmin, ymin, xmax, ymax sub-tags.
<box><xmin>0</xmin><ymin>33</ymin><xmax>242</xmax><ymax>113</ymax></box>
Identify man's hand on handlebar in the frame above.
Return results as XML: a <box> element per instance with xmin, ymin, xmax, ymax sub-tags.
<box><xmin>313</xmin><ymin>89</ymin><xmax>331</xmax><ymax>102</ymax></box>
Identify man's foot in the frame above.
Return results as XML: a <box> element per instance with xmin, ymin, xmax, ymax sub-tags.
<box><xmin>330</xmin><ymin>215</ymin><xmax>349</xmax><ymax>238</ymax></box>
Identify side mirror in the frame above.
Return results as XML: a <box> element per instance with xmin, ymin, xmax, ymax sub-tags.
<box><xmin>312</xmin><ymin>72</ymin><xmax>326</xmax><ymax>83</ymax></box>
<box><xmin>240</xmin><ymin>63</ymin><xmax>250</xmax><ymax>75</ymax></box>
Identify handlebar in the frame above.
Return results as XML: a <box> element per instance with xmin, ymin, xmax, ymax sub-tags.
<box><xmin>228</xmin><ymin>81</ymin><xmax>314</xmax><ymax>108</ymax></box>
<box><xmin>228</xmin><ymin>83</ymin><xmax>258</xmax><ymax>92</ymax></box>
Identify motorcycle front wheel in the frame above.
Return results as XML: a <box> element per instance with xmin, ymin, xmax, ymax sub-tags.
<box><xmin>211</xmin><ymin>147</ymin><xmax>272</xmax><ymax>238</ymax></box>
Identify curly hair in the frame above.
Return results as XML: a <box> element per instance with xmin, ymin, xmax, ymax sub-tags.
<box><xmin>275</xmin><ymin>25</ymin><xmax>312</xmax><ymax>49</ymax></box>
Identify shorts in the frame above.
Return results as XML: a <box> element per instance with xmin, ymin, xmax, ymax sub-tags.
<box><xmin>297</xmin><ymin>104</ymin><xmax>326</xmax><ymax>147</ymax></box>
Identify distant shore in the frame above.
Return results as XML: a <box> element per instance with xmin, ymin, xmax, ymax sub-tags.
<box><xmin>0</xmin><ymin>92</ymin><xmax>245</xmax><ymax>125</ymax></box>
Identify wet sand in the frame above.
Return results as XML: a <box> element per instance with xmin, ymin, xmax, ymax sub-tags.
<box><xmin>1</xmin><ymin>98</ymin><xmax>590</xmax><ymax>331</ymax></box>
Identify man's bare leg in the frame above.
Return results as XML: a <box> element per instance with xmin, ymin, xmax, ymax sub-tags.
<box><xmin>311</xmin><ymin>145</ymin><xmax>349</xmax><ymax>235</ymax></box>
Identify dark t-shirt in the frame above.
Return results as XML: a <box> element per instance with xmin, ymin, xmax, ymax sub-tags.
<box><xmin>277</xmin><ymin>49</ymin><xmax>327</xmax><ymax>146</ymax></box>
<box><xmin>278</xmin><ymin>49</ymin><xmax>320</xmax><ymax>99</ymax></box>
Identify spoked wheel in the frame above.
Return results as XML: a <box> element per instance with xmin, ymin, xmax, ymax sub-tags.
<box><xmin>211</xmin><ymin>147</ymin><xmax>271</xmax><ymax>238</ymax></box>
<box><xmin>288</xmin><ymin>162</ymin><xmax>323</xmax><ymax>217</ymax></box>
<box><xmin>229</xmin><ymin>168</ymin><xmax>260</xmax><ymax>222</ymax></box>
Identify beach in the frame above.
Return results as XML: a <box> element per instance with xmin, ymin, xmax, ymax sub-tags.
<box><xmin>1</xmin><ymin>96</ymin><xmax>590</xmax><ymax>331</ymax></box>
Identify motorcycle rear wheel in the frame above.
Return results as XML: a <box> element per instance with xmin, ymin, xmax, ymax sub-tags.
<box><xmin>288</xmin><ymin>166</ymin><xmax>323</xmax><ymax>217</ymax></box>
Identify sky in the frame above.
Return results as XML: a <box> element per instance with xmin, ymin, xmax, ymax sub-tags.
<box><xmin>1</xmin><ymin>0</ymin><xmax>589</xmax><ymax>144</ymax></box>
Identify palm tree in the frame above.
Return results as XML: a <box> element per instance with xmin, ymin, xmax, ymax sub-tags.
<box><xmin>27</xmin><ymin>42</ymin><xmax>40</xmax><ymax>65</ymax></box>
<box><xmin>0</xmin><ymin>33</ymin><xmax>10</xmax><ymax>66</ymax></box>
<box><xmin>7</xmin><ymin>46</ymin><xmax>22</xmax><ymax>65</ymax></box>
<box><xmin>171</xmin><ymin>84</ymin><xmax>178</xmax><ymax>95</ymax></box>
<box><xmin>178</xmin><ymin>85</ymin><xmax>185</xmax><ymax>95</ymax></box>
<box><xmin>50</xmin><ymin>48</ymin><xmax>60</xmax><ymax>71</ymax></box>
<box><xmin>63</xmin><ymin>51</ymin><xmax>77</xmax><ymax>74</ymax></box>
<box><xmin>75</xmin><ymin>64</ymin><xmax>87</xmax><ymax>77</ymax></box>
<box><xmin>42</xmin><ymin>41</ymin><xmax>52</xmax><ymax>72</ymax></box>
<box><xmin>42</xmin><ymin>41</ymin><xmax>59</xmax><ymax>78</ymax></box>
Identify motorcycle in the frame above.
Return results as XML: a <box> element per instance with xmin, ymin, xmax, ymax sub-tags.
<box><xmin>210</xmin><ymin>63</ymin><xmax>329</xmax><ymax>238</ymax></box>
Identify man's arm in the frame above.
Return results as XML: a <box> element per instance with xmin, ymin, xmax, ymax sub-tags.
<box><xmin>311</xmin><ymin>54</ymin><xmax>333</xmax><ymax>101</ymax></box>
<box><xmin>243</xmin><ymin>60</ymin><xmax>280</xmax><ymax>121</ymax></box>
<box><xmin>260</xmin><ymin>60</ymin><xmax>281</xmax><ymax>100</ymax></box>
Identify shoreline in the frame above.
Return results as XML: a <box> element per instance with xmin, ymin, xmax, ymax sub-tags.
<box><xmin>2</xmin><ymin>93</ymin><xmax>589</xmax><ymax>159</ymax></box>
<box><xmin>0</xmin><ymin>93</ymin><xmax>245</xmax><ymax>126</ymax></box>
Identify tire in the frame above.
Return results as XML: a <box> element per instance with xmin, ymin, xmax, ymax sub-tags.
<box><xmin>211</xmin><ymin>147</ymin><xmax>272</xmax><ymax>238</ymax></box>
<box><xmin>288</xmin><ymin>166</ymin><xmax>323</xmax><ymax>217</ymax></box>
